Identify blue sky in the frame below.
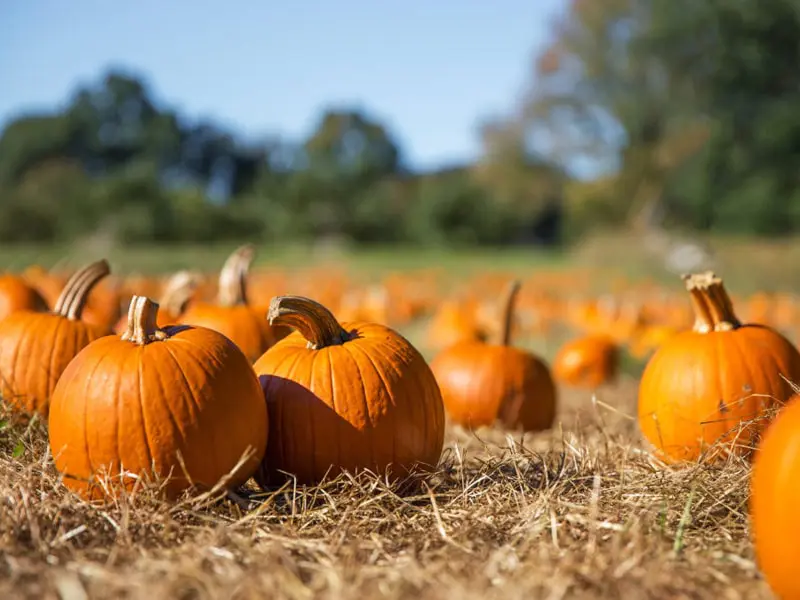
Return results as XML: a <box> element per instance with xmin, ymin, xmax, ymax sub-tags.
<box><xmin>0</xmin><ymin>0</ymin><xmax>565</xmax><ymax>170</ymax></box>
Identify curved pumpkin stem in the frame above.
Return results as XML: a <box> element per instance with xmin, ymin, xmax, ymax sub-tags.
<box><xmin>53</xmin><ymin>259</ymin><xmax>111</xmax><ymax>321</ymax></box>
<box><xmin>217</xmin><ymin>244</ymin><xmax>255</xmax><ymax>308</ymax></box>
<box><xmin>500</xmin><ymin>280</ymin><xmax>522</xmax><ymax>346</ymax></box>
<box><xmin>683</xmin><ymin>271</ymin><xmax>741</xmax><ymax>333</ymax></box>
<box><xmin>160</xmin><ymin>270</ymin><xmax>200</xmax><ymax>316</ymax></box>
<box><xmin>121</xmin><ymin>296</ymin><xmax>168</xmax><ymax>345</ymax></box>
<box><xmin>268</xmin><ymin>295</ymin><xmax>351</xmax><ymax>350</ymax></box>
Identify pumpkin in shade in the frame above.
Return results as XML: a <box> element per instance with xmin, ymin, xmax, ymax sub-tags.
<box><xmin>113</xmin><ymin>270</ymin><xmax>200</xmax><ymax>334</ymax></box>
<box><xmin>48</xmin><ymin>296</ymin><xmax>268</xmax><ymax>500</ymax></box>
<box><xmin>0</xmin><ymin>259</ymin><xmax>113</xmax><ymax>416</ymax></box>
<box><xmin>180</xmin><ymin>244</ymin><xmax>279</xmax><ymax>361</ymax></box>
<box><xmin>430</xmin><ymin>281</ymin><xmax>557</xmax><ymax>432</ymax></box>
<box><xmin>638</xmin><ymin>272</ymin><xmax>800</xmax><ymax>463</ymax></box>
<box><xmin>0</xmin><ymin>272</ymin><xmax>48</xmax><ymax>320</ymax></box>
<box><xmin>750</xmin><ymin>393</ymin><xmax>800</xmax><ymax>600</ymax></box>
<box><xmin>553</xmin><ymin>334</ymin><xmax>619</xmax><ymax>389</ymax></box>
<box><xmin>253</xmin><ymin>295</ymin><xmax>444</xmax><ymax>487</ymax></box>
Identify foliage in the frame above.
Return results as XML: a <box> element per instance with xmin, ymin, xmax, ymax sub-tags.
<box><xmin>2</xmin><ymin>0</ymin><xmax>799</xmax><ymax>247</ymax></box>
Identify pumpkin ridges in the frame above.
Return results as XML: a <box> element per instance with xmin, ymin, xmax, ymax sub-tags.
<box><xmin>254</xmin><ymin>299</ymin><xmax>444</xmax><ymax>487</ymax></box>
<box><xmin>637</xmin><ymin>272</ymin><xmax>800</xmax><ymax>463</ymax></box>
<box><xmin>49</xmin><ymin>295</ymin><xmax>268</xmax><ymax>499</ymax></box>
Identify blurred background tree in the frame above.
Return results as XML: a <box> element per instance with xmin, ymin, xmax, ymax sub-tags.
<box><xmin>1</xmin><ymin>0</ymin><xmax>798</xmax><ymax>246</ymax></box>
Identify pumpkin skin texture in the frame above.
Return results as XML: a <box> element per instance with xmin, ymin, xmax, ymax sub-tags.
<box><xmin>750</xmin><ymin>394</ymin><xmax>800</xmax><ymax>600</ymax></box>
<box><xmin>553</xmin><ymin>334</ymin><xmax>619</xmax><ymax>389</ymax></box>
<box><xmin>180</xmin><ymin>245</ymin><xmax>278</xmax><ymax>362</ymax></box>
<box><xmin>48</xmin><ymin>296</ymin><xmax>268</xmax><ymax>500</ymax></box>
<box><xmin>638</xmin><ymin>272</ymin><xmax>800</xmax><ymax>464</ymax></box>
<box><xmin>253</xmin><ymin>295</ymin><xmax>445</xmax><ymax>488</ymax></box>
<box><xmin>0</xmin><ymin>260</ymin><xmax>112</xmax><ymax>417</ymax></box>
<box><xmin>430</xmin><ymin>281</ymin><xmax>557</xmax><ymax>432</ymax></box>
<box><xmin>0</xmin><ymin>274</ymin><xmax>48</xmax><ymax>320</ymax></box>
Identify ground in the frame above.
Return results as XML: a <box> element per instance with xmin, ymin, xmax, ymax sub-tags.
<box><xmin>0</xmin><ymin>234</ymin><xmax>794</xmax><ymax>599</ymax></box>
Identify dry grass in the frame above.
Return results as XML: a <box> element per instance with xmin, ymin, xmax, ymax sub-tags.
<box><xmin>0</xmin><ymin>380</ymin><xmax>770</xmax><ymax>600</ymax></box>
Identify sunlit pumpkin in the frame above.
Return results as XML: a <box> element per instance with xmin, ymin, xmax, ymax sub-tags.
<box><xmin>750</xmin><ymin>393</ymin><xmax>800</xmax><ymax>600</ymax></box>
<box><xmin>253</xmin><ymin>295</ymin><xmax>445</xmax><ymax>487</ymax></box>
<box><xmin>0</xmin><ymin>260</ymin><xmax>112</xmax><ymax>416</ymax></box>
<box><xmin>430</xmin><ymin>281</ymin><xmax>557</xmax><ymax>432</ymax></box>
<box><xmin>0</xmin><ymin>272</ymin><xmax>48</xmax><ymax>321</ymax></box>
<box><xmin>48</xmin><ymin>295</ymin><xmax>268</xmax><ymax>500</ymax></box>
<box><xmin>638</xmin><ymin>272</ymin><xmax>800</xmax><ymax>463</ymax></box>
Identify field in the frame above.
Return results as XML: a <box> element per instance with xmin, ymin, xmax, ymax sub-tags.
<box><xmin>1</xmin><ymin>234</ymin><xmax>798</xmax><ymax>599</ymax></box>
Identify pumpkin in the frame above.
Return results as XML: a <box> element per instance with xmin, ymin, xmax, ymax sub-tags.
<box><xmin>22</xmin><ymin>264</ymin><xmax>68</xmax><ymax>308</ymax></box>
<box><xmin>0</xmin><ymin>272</ymin><xmax>48</xmax><ymax>320</ymax></box>
<box><xmin>180</xmin><ymin>245</ymin><xmax>279</xmax><ymax>361</ymax></box>
<box><xmin>252</xmin><ymin>295</ymin><xmax>444</xmax><ymax>487</ymax></box>
<box><xmin>113</xmin><ymin>270</ymin><xmax>200</xmax><ymax>334</ymax></box>
<box><xmin>430</xmin><ymin>280</ymin><xmax>557</xmax><ymax>432</ymax></box>
<box><xmin>0</xmin><ymin>260</ymin><xmax>113</xmax><ymax>416</ymax></box>
<box><xmin>553</xmin><ymin>334</ymin><xmax>619</xmax><ymax>389</ymax></box>
<box><xmin>48</xmin><ymin>295</ymin><xmax>268</xmax><ymax>500</ymax></box>
<box><xmin>638</xmin><ymin>272</ymin><xmax>800</xmax><ymax>463</ymax></box>
<box><xmin>750</xmin><ymin>393</ymin><xmax>800</xmax><ymax>600</ymax></box>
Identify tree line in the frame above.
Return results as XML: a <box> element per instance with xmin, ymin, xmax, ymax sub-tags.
<box><xmin>1</xmin><ymin>0</ymin><xmax>798</xmax><ymax>246</ymax></box>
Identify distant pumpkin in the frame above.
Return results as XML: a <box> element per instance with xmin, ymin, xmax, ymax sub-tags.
<box><xmin>638</xmin><ymin>272</ymin><xmax>800</xmax><ymax>463</ymax></box>
<box><xmin>553</xmin><ymin>334</ymin><xmax>619</xmax><ymax>389</ymax></box>
<box><xmin>180</xmin><ymin>245</ymin><xmax>280</xmax><ymax>361</ymax></box>
<box><xmin>253</xmin><ymin>295</ymin><xmax>445</xmax><ymax>487</ymax></box>
<box><xmin>0</xmin><ymin>260</ymin><xmax>112</xmax><ymax>416</ymax></box>
<box><xmin>431</xmin><ymin>280</ymin><xmax>557</xmax><ymax>432</ymax></box>
<box><xmin>48</xmin><ymin>295</ymin><xmax>268</xmax><ymax>500</ymax></box>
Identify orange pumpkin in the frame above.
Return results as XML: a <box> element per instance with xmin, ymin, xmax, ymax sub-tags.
<box><xmin>22</xmin><ymin>264</ymin><xmax>68</xmax><ymax>308</ymax></box>
<box><xmin>750</xmin><ymin>393</ymin><xmax>800</xmax><ymax>600</ymax></box>
<box><xmin>553</xmin><ymin>334</ymin><xmax>619</xmax><ymax>389</ymax></box>
<box><xmin>253</xmin><ymin>295</ymin><xmax>444</xmax><ymax>487</ymax></box>
<box><xmin>0</xmin><ymin>260</ymin><xmax>112</xmax><ymax>416</ymax></box>
<box><xmin>180</xmin><ymin>245</ymin><xmax>279</xmax><ymax>361</ymax></box>
<box><xmin>638</xmin><ymin>272</ymin><xmax>800</xmax><ymax>463</ymax></box>
<box><xmin>0</xmin><ymin>272</ymin><xmax>48</xmax><ymax>320</ymax></box>
<box><xmin>430</xmin><ymin>281</ymin><xmax>557</xmax><ymax>432</ymax></box>
<box><xmin>48</xmin><ymin>296</ymin><xmax>268</xmax><ymax>500</ymax></box>
<box><xmin>113</xmin><ymin>270</ymin><xmax>200</xmax><ymax>334</ymax></box>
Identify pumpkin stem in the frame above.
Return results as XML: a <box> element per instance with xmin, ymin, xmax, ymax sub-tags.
<box><xmin>121</xmin><ymin>296</ymin><xmax>169</xmax><ymax>345</ymax></box>
<box><xmin>268</xmin><ymin>295</ymin><xmax>351</xmax><ymax>350</ymax></box>
<box><xmin>160</xmin><ymin>270</ymin><xmax>200</xmax><ymax>316</ymax></box>
<box><xmin>683</xmin><ymin>271</ymin><xmax>741</xmax><ymax>333</ymax></box>
<box><xmin>217</xmin><ymin>244</ymin><xmax>255</xmax><ymax>307</ymax></box>
<box><xmin>500</xmin><ymin>279</ymin><xmax>522</xmax><ymax>346</ymax></box>
<box><xmin>52</xmin><ymin>259</ymin><xmax>111</xmax><ymax>321</ymax></box>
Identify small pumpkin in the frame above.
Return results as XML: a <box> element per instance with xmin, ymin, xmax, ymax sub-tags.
<box><xmin>430</xmin><ymin>280</ymin><xmax>557</xmax><ymax>432</ymax></box>
<box><xmin>0</xmin><ymin>260</ymin><xmax>112</xmax><ymax>416</ymax></box>
<box><xmin>180</xmin><ymin>245</ymin><xmax>279</xmax><ymax>361</ymax></box>
<box><xmin>114</xmin><ymin>269</ymin><xmax>200</xmax><ymax>334</ymax></box>
<box><xmin>48</xmin><ymin>295</ymin><xmax>268</xmax><ymax>499</ymax></box>
<box><xmin>0</xmin><ymin>271</ymin><xmax>48</xmax><ymax>320</ymax></box>
<box><xmin>638</xmin><ymin>272</ymin><xmax>800</xmax><ymax>463</ymax></box>
<box><xmin>253</xmin><ymin>295</ymin><xmax>444</xmax><ymax>487</ymax></box>
<box><xmin>750</xmin><ymin>393</ymin><xmax>800</xmax><ymax>600</ymax></box>
<box><xmin>553</xmin><ymin>334</ymin><xmax>619</xmax><ymax>389</ymax></box>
